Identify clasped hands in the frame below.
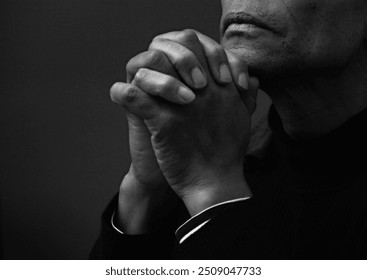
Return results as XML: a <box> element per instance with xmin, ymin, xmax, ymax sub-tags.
<box><xmin>110</xmin><ymin>29</ymin><xmax>259</xmax><ymax>234</ymax></box>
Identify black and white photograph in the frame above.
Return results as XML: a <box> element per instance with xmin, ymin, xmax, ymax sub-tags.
<box><xmin>2</xmin><ymin>0</ymin><xmax>367</xmax><ymax>272</ymax></box>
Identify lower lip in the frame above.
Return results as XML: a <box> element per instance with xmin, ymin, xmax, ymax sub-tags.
<box><xmin>225</xmin><ymin>23</ymin><xmax>270</xmax><ymax>37</ymax></box>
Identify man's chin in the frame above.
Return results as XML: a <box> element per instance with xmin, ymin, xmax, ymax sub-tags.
<box><xmin>227</xmin><ymin>46</ymin><xmax>303</xmax><ymax>81</ymax></box>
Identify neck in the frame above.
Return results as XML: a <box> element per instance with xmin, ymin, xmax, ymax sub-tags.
<box><xmin>262</xmin><ymin>52</ymin><xmax>367</xmax><ymax>139</ymax></box>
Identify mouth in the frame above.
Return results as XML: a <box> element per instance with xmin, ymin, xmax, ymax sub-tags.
<box><xmin>222</xmin><ymin>12</ymin><xmax>276</xmax><ymax>35</ymax></box>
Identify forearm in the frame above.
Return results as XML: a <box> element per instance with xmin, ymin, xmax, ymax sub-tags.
<box><xmin>93</xmin><ymin>166</ymin><xmax>252</xmax><ymax>259</ymax></box>
<box><xmin>115</xmin><ymin>171</ymin><xmax>179</xmax><ymax>234</ymax></box>
<box><xmin>90</xmin><ymin>193</ymin><xmax>178</xmax><ymax>260</ymax></box>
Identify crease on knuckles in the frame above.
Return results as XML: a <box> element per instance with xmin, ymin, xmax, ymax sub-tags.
<box><xmin>123</xmin><ymin>85</ymin><xmax>140</xmax><ymax>104</ymax></box>
<box><xmin>123</xmin><ymin>85</ymin><xmax>160</xmax><ymax>120</ymax></box>
<box><xmin>205</xmin><ymin>46</ymin><xmax>227</xmax><ymax>80</ymax></box>
<box><xmin>134</xmin><ymin>68</ymin><xmax>149</xmax><ymax>83</ymax></box>
<box><xmin>171</xmin><ymin>52</ymin><xmax>196</xmax><ymax>72</ymax></box>
<box><xmin>151</xmin><ymin>39</ymin><xmax>196</xmax><ymax>70</ymax></box>
<box><xmin>175</xmin><ymin>29</ymin><xmax>200</xmax><ymax>45</ymax></box>
<box><xmin>155</xmin><ymin>76</ymin><xmax>177</xmax><ymax>95</ymax></box>
<box><xmin>134</xmin><ymin>68</ymin><xmax>178</xmax><ymax>98</ymax></box>
<box><xmin>126</xmin><ymin>54</ymin><xmax>145</xmax><ymax>80</ymax></box>
<box><xmin>146</xmin><ymin>50</ymin><xmax>166</xmax><ymax>67</ymax></box>
<box><xmin>153</xmin><ymin>29</ymin><xmax>199</xmax><ymax>45</ymax></box>
<box><xmin>150</xmin><ymin>33</ymin><xmax>201</xmax><ymax>76</ymax></box>
<box><xmin>207</xmin><ymin>45</ymin><xmax>227</xmax><ymax>62</ymax></box>
<box><xmin>126</xmin><ymin>50</ymin><xmax>167</xmax><ymax>82</ymax></box>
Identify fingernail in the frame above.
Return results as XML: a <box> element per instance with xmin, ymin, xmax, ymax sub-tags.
<box><xmin>177</xmin><ymin>86</ymin><xmax>196</xmax><ymax>103</ymax></box>
<box><xmin>219</xmin><ymin>63</ymin><xmax>232</xmax><ymax>83</ymax></box>
<box><xmin>238</xmin><ymin>73</ymin><xmax>249</xmax><ymax>90</ymax></box>
<box><xmin>191</xmin><ymin>67</ymin><xmax>207</xmax><ymax>88</ymax></box>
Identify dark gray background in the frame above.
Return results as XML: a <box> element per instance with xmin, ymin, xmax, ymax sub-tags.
<box><xmin>1</xmin><ymin>0</ymin><xmax>269</xmax><ymax>259</ymax></box>
<box><xmin>1</xmin><ymin>0</ymin><xmax>222</xmax><ymax>260</ymax></box>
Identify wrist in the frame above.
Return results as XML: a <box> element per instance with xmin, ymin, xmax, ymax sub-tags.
<box><xmin>174</xmin><ymin>165</ymin><xmax>252</xmax><ymax>216</ymax></box>
<box><xmin>116</xmin><ymin>172</ymin><xmax>177</xmax><ymax>234</ymax></box>
<box><xmin>119</xmin><ymin>171</ymin><xmax>165</xmax><ymax>198</ymax></box>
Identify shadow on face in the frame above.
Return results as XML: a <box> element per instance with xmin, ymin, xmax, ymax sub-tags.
<box><xmin>220</xmin><ymin>0</ymin><xmax>367</xmax><ymax>79</ymax></box>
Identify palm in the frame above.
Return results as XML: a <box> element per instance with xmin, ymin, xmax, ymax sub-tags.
<box><xmin>145</xmin><ymin>81</ymin><xmax>251</xmax><ymax>194</ymax></box>
<box><xmin>126</xmin><ymin>112</ymin><xmax>168</xmax><ymax>188</ymax></box>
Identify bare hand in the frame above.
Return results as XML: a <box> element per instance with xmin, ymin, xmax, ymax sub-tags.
<box><xmin>111</xmin><ymin>30</ymin><xmax>259</xmax><ymax>215</ymax></box>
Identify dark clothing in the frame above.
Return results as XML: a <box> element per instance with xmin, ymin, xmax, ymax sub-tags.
<box><xmin>91</xmin><ymin>106</ymin><xmax>367</xmax><ymax>259</ymax></box>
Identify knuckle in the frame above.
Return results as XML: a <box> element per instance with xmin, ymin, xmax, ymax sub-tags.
<box><xmin>181</xmin><ymin>29</ymin><xmax>198</xmax><ymax>40</ymax></box>
<box><xmin>148</xmin><ymin>37</ymin><xmax>162</xmax><ymax>51</ymax></box>
<box><xmin>147</xmin><ymin>74</ymin><xmax>171</xmax><ymax>94</ymax></box>
<box><xmin>126</xmin><ymin>52</ymin><xmax>144</xmax><ymax>73</ymax></box>
<box><xmin>158</xmin><ymin>76</ymin><xmax>175</xmax><ymax>93</ymax></box>
<box><xmin>152</xmin><ymin>34</ymin><xmax>165</xmax><ymax>43</ymax></box>
<box><xmin>134</xmin><ymin>68</ymin><xmax>148</xmax><ymax>82</ymax></box>
<box><xmin>234</xmin><ymin>61</ymin><xmax>248</xmax><ymax>75</ymax></box>
<box><xmin>228</xmin><ymin>53</ymin><xmax>248</xmax><ymax>71</ymax></box>
<box><xmin>208</xmin><ymin>45</ymin><xmax>226</xmax><ymax>61</ymax></box>
<box><xmin>146</xmin><ymin>50</ymin><xmax>165</xmax><ymax>67</ymax></box>
<box><xmin>152</xmin><ymin>31</ymin><xmax>176</xmax><ymax>41</ymax></box>
<box><xmin>174</xmin><ymin>52</ymin><xmax>195</xmax><ymax>69</ymax></box>
<box><xmin>177</xmin><ymin>29</ymin><xmax>198</xmax><ymax>44</ymax></box>
<box><xmin>231</xmin><ymin>55</ymin><xmax>242</xmax><ymax>66</ymax></box>
<box><xmin>124</xmin><ymin>86</ymin><xmax>139</xmax><ymax>103</ymax></box>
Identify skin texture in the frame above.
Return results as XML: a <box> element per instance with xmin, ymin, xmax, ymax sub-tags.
<box><xmin>221</xmin><ymin>0</ymin><xmax>367</xmax><ymax>78</ymax></box>
<box><xmin>111</xmin><ymin>0</ymin><xmax>367</xmax><ymax>233</ymax></box>
<box><xmin>112</xmin><ymin>31</ymin><xmax>258</xmax><ymax>229</ymax></box>
<box><xmin>221</xmin><ymin>0</ymin><xmax>367</xmax><ymax>138</ymax></box>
